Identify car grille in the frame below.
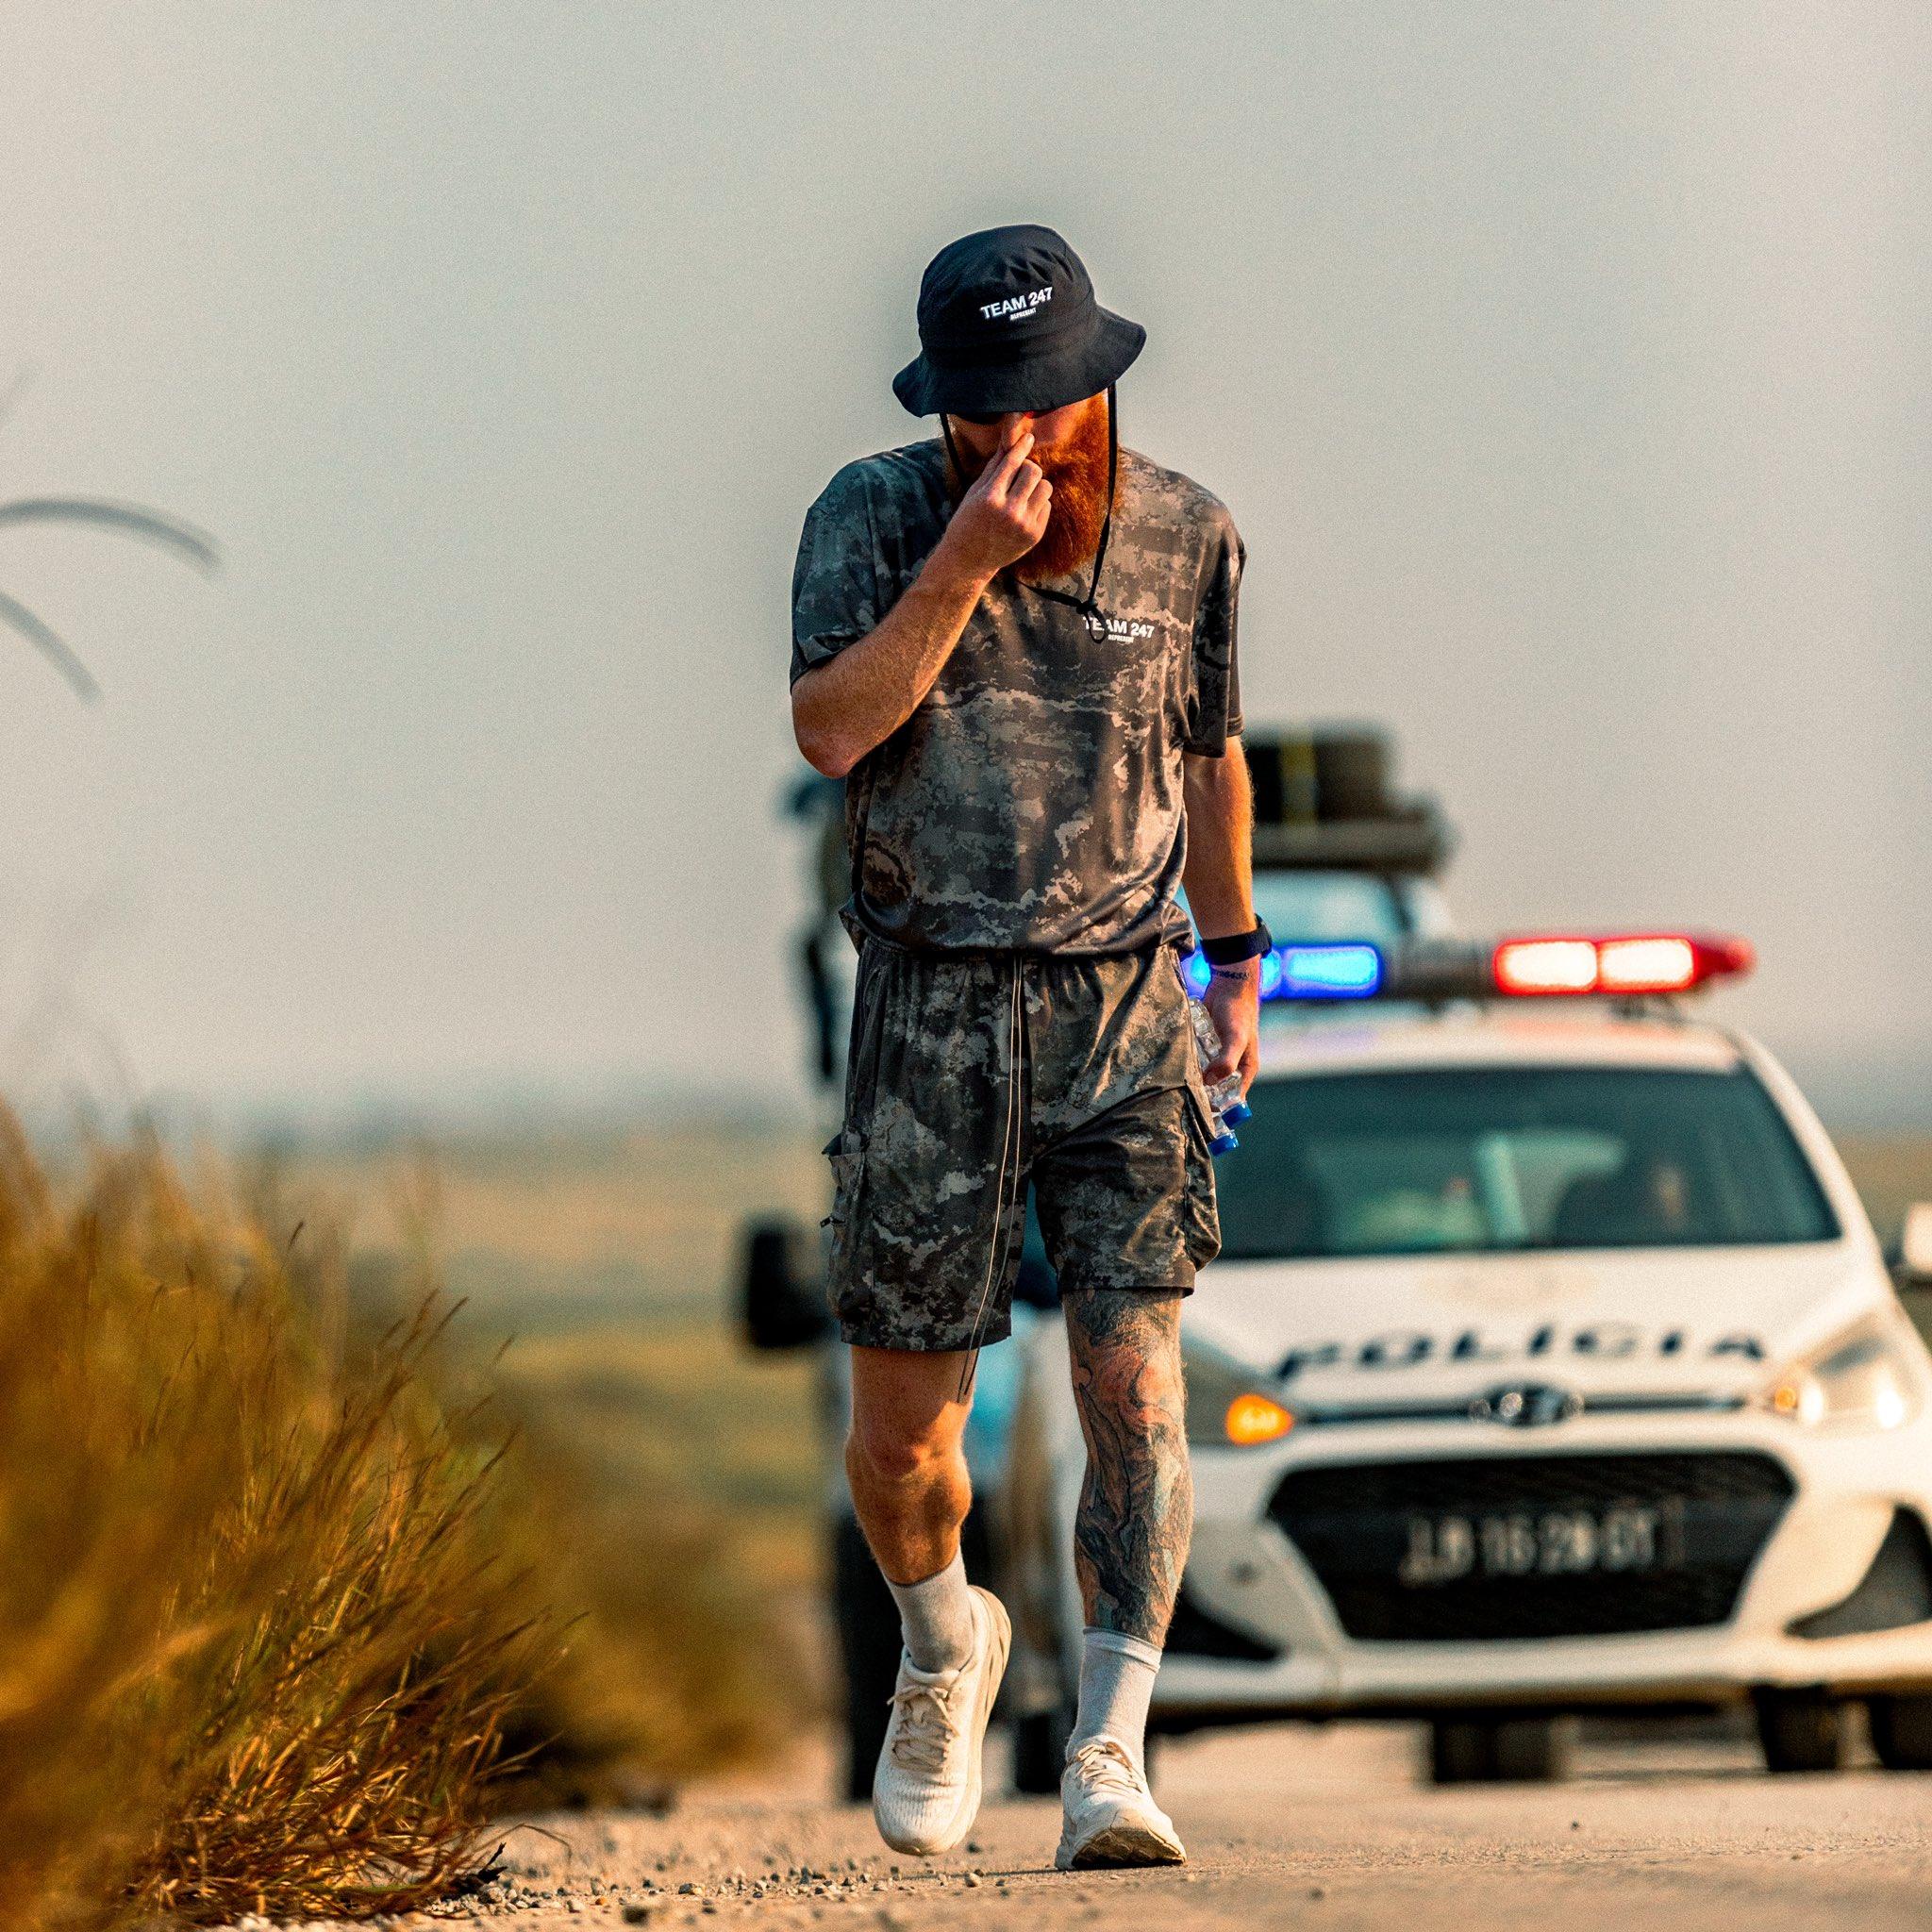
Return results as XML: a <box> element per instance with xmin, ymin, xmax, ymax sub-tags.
<box><xmin>1269</xmin><ymin>1451</ymin><xmax>1794</xmax><ymax>1642</ymax></box>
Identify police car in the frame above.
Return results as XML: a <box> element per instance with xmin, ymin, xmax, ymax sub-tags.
<box><xmin>998</xmin><ymin>929</ymin><xmax>1932</xmax><ymax>1784</ymax></box>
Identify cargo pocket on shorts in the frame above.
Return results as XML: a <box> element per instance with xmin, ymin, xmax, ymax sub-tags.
<box><xmin>821</xmin><ymin>1133</ymin><xmax>868</xmax><ymax>1308</ymax></box>
<box><xmin>1178</xmin><ymin>1089</ymin><xmax>1223</xmax><ymax>1270</ymax></box>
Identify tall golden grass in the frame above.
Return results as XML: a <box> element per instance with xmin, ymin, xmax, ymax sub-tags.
<box><xmin>482</xmin><ymin>1412</ymin><xmax>807</xmax><ymax>1804</ymax></box>
<box><xmin>0</xmin><ymin>1114</ymin><xmax>547</xmax><ymax>1932</ymax></box>
<box><xmin>310</xmin><ymin>1158</ymin><xmax>818</xmax><ymax>1807</ymax></box>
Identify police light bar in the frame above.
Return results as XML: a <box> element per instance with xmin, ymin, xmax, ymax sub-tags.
<box><xmin>1389</xmin><ymin>931</ymin><xmax>1754</xmax><ymax>1004</ymax></box>
<box><xmin>1187</xmin><ymin>931</ymin><xmax>1752</xmax><ymax>1004</ymax></box>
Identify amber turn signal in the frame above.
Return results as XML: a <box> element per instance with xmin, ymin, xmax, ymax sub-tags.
<box><xmin>1224</xmin><ymin>1392</ymin><xmax>1295</xmax><ymax>1446</ymax></box>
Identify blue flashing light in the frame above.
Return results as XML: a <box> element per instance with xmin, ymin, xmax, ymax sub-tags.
<box><xmin>1269</xmin><ymin>941</ymin><xmax>1383</xmax><ymax>1001</ymax></box>
<box><xmin>1186</xmin><ymin>941</ymin><xmax>1384</xmax><ymax>1002</ymax></box>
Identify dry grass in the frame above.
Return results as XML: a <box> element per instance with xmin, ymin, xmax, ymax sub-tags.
<box><xmin>281</xmin><ymin>1126</ymin><xmax>829</xmax><ymax>1798</ymax></box>
<box><xmin>481</xmin><ymin>1415</ymin><xmax>807</xmax><ymax>1803</ymax></box>
<box><xmin>327</xmin><ymin>1158</ymin><xmax>820</xmax><ymax>1806</ymax></box>
<box><xmin>0</xmin><ymin>1114</ymin><xmax>548</xmax><ymax>1932</ymax></box>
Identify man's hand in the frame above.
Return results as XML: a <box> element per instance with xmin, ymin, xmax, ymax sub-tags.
<box><xmin>791</xmin><ymin>423</ymin><xmax>1055</xmax><ymax>779</ymax></box>
<box><xmin>1202</xmin><ymin>963</ymin><xmax>1260</xmax><ymax>1100</ymax></box>
<box><xmin>793</xmin><ymin>435</ymin><xmax>1046</xmax><ymax>777</ymax></box>
<box><xmin>938</xmin><ymin>426</ymin><xmax>1052</xmax><ymax>579</ymax></box>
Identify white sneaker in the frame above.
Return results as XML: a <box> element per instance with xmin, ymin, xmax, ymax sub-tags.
<box><xmin>1055</xmin><ymin>1737</ymin><xmax>1187</xmax><ymax>1870</ymax></box>
<box><xmin>871</xmin><ymin>1586</ymin><xmax>1010</xmax><ymax>1856</ymax></box>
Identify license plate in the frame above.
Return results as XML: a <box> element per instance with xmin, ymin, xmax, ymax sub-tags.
<box><xmin>1396</xmin><ymin>1498</ymin><xmax>1687</xmax><ymax>1588</ymax></box>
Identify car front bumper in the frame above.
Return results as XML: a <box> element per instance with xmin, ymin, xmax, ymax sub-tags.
<box><xmin>1140</xmin><ymin>1406</ymin><xmax>1932</xmax><ymax>1719</ymax></box>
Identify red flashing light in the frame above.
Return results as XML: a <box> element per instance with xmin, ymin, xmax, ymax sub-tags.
<box><xmin>1491</xmin><ymin>933</ymin><xmax>1754</xmax><ymax>998</ymax></box>
<box><xmin>1600</xmin><ymin>937</ymin><xmax>1698</xmax><ymax>994</ymax></box>
<box><xmin>1492</xmin><ymin>938</ymin><xmax>1598</xmax><ymax>995</ymax></box>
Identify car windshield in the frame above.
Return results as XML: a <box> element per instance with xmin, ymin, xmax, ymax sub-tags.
<box><xmin>1245</xmin><ymin>873</ymin><xmax>1408</xmax><ymax>944</ymax></box>
<box><xmin>1214</xmin><ymin>1065</ymin><xmax>1840</xmax><ymax>1260</ymax></box>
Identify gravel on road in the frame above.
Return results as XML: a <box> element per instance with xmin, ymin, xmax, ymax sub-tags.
<box><xmin>264</xmin><ymin>1723</ymin><xmax>1932</xmax><ymax>1932</ymax></box>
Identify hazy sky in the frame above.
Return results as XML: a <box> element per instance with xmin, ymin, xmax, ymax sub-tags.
<box><xmin>2</xmin><ymin>3</ymin><xmax>1927</xmax><ymax>1125</ymax></box>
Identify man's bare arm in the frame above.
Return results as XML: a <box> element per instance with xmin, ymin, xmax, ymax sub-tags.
<box><xmin>791</xmin><ymin>549</ymin><xmax>991</xmax><ymax>779</ymax></box>
<box><xmin>1182</xmin><ymin>742</ymin><xmax>1254</xmax><ymax>936</ymax></box>
<box><xmin>1182</xmin><ymin>742</ymin><xmax>1260</xmax><ymax>1094</ymax></box>
<box><xmin>791</xmin><ymin>426</ymin><xmax>1051</xmax><ymax>779</ymax></box>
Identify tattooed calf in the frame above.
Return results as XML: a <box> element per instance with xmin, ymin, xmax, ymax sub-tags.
<box><xmin>1064</xmin><ymin>1288</ymin><xmax>1192</xmax><ymax>1641</ymax></box>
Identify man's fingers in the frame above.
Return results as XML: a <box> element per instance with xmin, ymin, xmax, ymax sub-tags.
<box><xmin>987</xmin><ymin>429</ymin><xmax>1035</xmax><ymax>490</ymax></box>
<box><xmin>1238</xmin><ymin>1034</ymin><xmax>1260</xmax><ymax>1099</ymax></box>
<box><xmin>1203</xmin><ymin>976</ymin><xmax>1259</xmax><ymax>1091</ymax></box>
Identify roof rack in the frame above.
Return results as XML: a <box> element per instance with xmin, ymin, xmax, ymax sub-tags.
<box><xmin>1244</xmin><ymin>727</ymin><xmax>1453</xmax><ymax>878</ymax></box>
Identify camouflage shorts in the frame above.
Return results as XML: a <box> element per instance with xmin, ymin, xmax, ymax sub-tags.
<box><xmin>824</xmin><ymin>939</ymin><xmax>1221</xmax><ymax>1352</ymax></box>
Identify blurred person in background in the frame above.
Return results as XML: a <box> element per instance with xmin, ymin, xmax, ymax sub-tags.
<box><xmin>789</xmin><ymin>224</ymin><xmax>1261</xmax><ymax>1869</ymax></box>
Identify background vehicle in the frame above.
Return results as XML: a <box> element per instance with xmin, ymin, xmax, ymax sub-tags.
<box><xmin>740</xmin><ymin>728</ymin><xmax>1457</xmax><ymax>1796</ymax></box>
<box><xmin>1000</xmin><ymin>930</ymin><xmax>1932</xmax><ymax>1784</ymax></box>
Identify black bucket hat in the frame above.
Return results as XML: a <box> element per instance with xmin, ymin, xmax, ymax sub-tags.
<box><xmin>892</xmin><ymin>224</ymin><xmax>1144</xmax><ymax>418</ymax></box>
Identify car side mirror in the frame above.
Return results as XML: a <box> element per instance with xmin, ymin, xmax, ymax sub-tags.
<box><xmin>1900</xmin><ymin>1203</ymin><xmax>1932</xmax><ymax>1290</ymax></box>
<box><xmin>739</xmin><ymin>1213</ymin><xmax>833</xmax><ymax>1352</ymax></box>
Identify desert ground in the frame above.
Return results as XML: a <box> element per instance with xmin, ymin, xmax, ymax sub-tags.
<box><xmin>451</xmin><ymin>1722</ymin><xmax>1932</xmax><ymax>1932</ymax></box>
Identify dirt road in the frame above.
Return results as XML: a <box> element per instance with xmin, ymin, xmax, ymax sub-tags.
<box><xmin>462</xmin><ymin>1722</ymin><xmax>1931</xmax><ymax>1932</ymax></box>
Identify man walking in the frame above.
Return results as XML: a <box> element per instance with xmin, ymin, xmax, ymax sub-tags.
<box><xmin>789</xmin><ymin>225</ymin><xmax>1263</xmax><ymax>1870</ymax></box>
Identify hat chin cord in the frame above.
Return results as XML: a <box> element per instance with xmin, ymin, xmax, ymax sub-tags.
<box><xmin>1084</xmin><ymin>382</ymin><xmax>1118</xmax><ymax>619</ymax></box>
<box><xmin>939</xmin><ymin>385</ymin><xmax>1118</xmax><ymax>621</ymax></box>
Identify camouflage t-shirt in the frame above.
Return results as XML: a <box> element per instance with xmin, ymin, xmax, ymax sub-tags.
<box><xmin>790</xmin><ymin>439</ymin><xmax>1242</xmax><ymax>955</ymax></box>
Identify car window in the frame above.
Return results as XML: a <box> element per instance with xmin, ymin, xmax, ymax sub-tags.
<box><xmin>1215</xmin><ymin>1065</ymin><xmax>1840</xmax><ymax>1260</ymax></box>
<box><xmin>1214</xmin><ymin>874</ymin><xmax>1408</xmax><ymax>944</ymax></box>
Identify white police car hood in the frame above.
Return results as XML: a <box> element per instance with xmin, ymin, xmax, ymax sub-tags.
<box><xmin>1187</xmin><ymin>1241</ymin><xmax>1881</xmax><ymax>1407</ymax></box>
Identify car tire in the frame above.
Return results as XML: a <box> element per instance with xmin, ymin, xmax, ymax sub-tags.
<box><xmin>832</xmin><ymin>1509</ymin><xmax>1001</xmax><ymax>1804</ymax></box>
<box><xmin>1012</xmin><ymin>1699</ymin><xmax>1164</xmax><ymax>1795</ymax></box>
<box><xmin>1428</xmin><ymin>1714</ymin><xmax>1573</xmax><ymax>1784</ymax></box>
<box><xmin>1492</xmin><ymin>1714</ymin><xmax>1574</xmax><ymax>1781</ymax></box>
<box><xmin>1868</xmin><ymin>1693</ymin><xmax>1932</xmax><ymax>1771</ymax></box>
<box><xmin>1010</xmin><ymin>1699</ymin><xmax>1073</xmax><ymax>1796</ymax></box>
<box><xmin>1754</xmin><ymin>1689</ymin><xmax>1845</xmax><ymax>1774</ymax></box>
<box><xmin>832</xmin><ymin>1514</ymin><xmax>901</xmax><ymax>1804</ymax></box>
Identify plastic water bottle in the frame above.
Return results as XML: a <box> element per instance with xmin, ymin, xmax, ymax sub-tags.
<box><xmin>1187</xmin><ymin>997</ymin><xmax>1251</xmax><ymax>1156</ymax></box>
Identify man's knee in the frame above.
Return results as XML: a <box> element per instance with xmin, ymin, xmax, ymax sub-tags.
<box><xmin>1064</xmin><ymin>1286</ymin><xmax>1184</xmax><ymax>1348</ymax></box>
<box><xmin>1065</xmin><ymin>1290</ymin><xmax>1188</xmax><ymax>1441</ymax></box>
<box><xmin>1073</xmin><ymin>1381</ymin><xmax>1187</xmax><ymax>1465</ymax></box>
<box><xmin>846</xmin><ymin>1411</ymin><xmax>960</xmax><ymax>1488</ymax></box>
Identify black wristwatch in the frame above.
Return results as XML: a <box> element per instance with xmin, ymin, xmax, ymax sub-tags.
<box><xmin>1199</xmin><ymin>921</ymin><xmax>1273</xmax><ymax>969</ymax></box>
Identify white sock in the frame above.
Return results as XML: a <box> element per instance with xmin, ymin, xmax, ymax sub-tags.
<box><xmin>886</xmin><ymin>1549</ymin><xmax>974</xmax><ymax>1674</ymax></box>
<box><xmin>1069</xmin><ymin>1627</ymin><xmax>1162</xmax><ymax>1773</ymax></box>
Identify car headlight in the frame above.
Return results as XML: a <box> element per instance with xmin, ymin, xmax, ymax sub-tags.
<box><xmin>1183</xmin><ymin>1337</ymin><xmax>1295</xmax><ymax>1447</ymax></box>
<box><xmin>1757</xmin><ymin>1307</ymin><xmax>1927</xmax><ymax>1431</ymax></box>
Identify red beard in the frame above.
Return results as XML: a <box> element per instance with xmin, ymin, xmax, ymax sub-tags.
<box><xmin>948</xmin><ymin>396</ymin><xmax>1112</xmax><ymax>585</ymax></box>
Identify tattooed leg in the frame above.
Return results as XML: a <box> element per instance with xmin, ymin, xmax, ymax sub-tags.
<box><xmin>1063</xmin><ymin>1288</ymin><xmax>1192</xmax><ymax>1642</ymax></box>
